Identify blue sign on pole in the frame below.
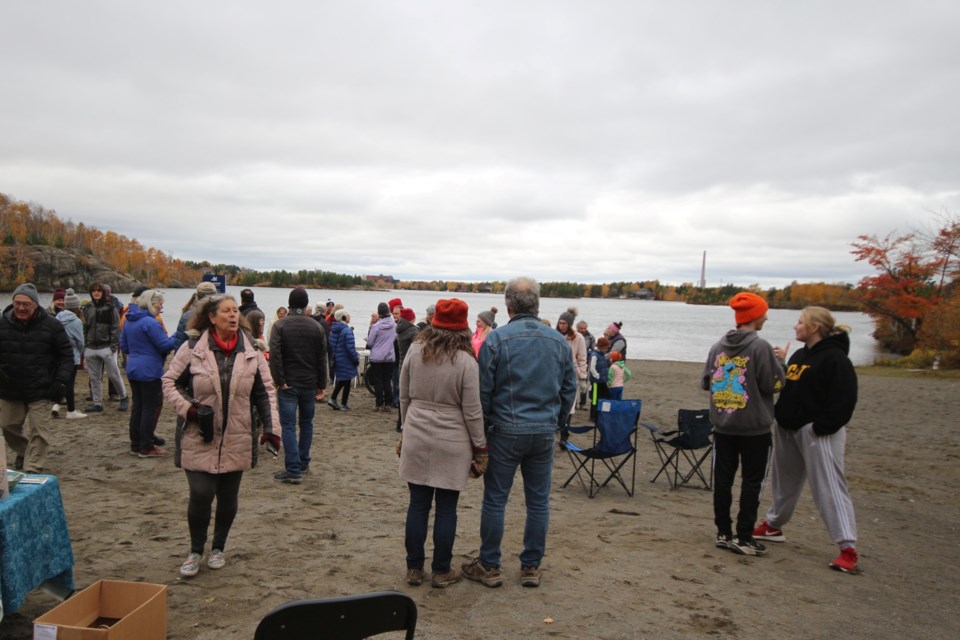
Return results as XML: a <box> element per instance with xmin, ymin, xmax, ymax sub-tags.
<box><xmin>202</xmin><ymin>274</ymin><xmax>226</xmax><ymax>294</ymax></box>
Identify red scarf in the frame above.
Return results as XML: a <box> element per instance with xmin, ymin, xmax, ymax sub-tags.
<box><xmin>212</xmin><ymin>331</ymin><xmax>238</xmax><ymax>357</ymax></box>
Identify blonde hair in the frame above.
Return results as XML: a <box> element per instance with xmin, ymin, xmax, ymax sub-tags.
<box><xmin>138</xmin><ymin>289</ymin><xmax>164</xmax><ymax>317</ymax></box>
<box><xmin>801</xmin><ymin>306</ymin><xmax>851</xmax><ymax>339</ymax></box>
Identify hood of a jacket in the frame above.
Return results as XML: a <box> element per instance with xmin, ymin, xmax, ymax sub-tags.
<box><xmin>124</xmin><ymin>306</ymin><xmax>153</xmax><ymax>323</ymax></box>
<box><xmin>718</xmin><ymin>329</ymin><xmax>759</xmax><ymax>353</ymax></box>
<box><xmin>809</xmin><ymin>330</ymin><xmax>851</xmax><ymax>356</ymax></box>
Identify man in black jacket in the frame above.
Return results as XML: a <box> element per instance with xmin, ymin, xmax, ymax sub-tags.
<box><xmin>0</xmin><ymin>283</ymin><xmax>74</xmax><ymax>473</ymax></box>
<box><xmin>268</xmin><ymin>287</ymin><xmax>327</xmax><ymax>484</ymax></box>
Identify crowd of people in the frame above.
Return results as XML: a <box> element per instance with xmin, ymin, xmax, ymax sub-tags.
<box><xmin>0</xmin><ymin>275</ymin><xmax>861</xmax><ymax>588</ymax></box>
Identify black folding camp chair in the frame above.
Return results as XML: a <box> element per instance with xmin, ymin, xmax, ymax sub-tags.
<box><xmin>641</xmin><ymin>408</ymin><xmax>713</xmax><ymax>490</ymax></box>
<box><xmin>253</xmin><ymin>590</ymin><xmax>417</xmax><ymax>640</ymax></box>
<box><xmin>561</xmin><ymin>399</ymin><xmax>642</xmax><ymax>498</ymax></box>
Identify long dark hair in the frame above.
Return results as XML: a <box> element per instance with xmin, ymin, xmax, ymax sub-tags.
<box><xmin>416</xmin><ymin>326</ymin><xmax>475</xmax><ymax>365</ymax></box>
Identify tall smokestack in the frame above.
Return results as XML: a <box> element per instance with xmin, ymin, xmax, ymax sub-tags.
<box><xmin>700</xmin><ymin>251</ymin><xmax>706</xmax><ymax>289</ymax></box>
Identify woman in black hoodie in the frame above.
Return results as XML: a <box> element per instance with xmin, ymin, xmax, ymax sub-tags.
<box><xmin>753</xmin><ymin>306</ymin><xmax>860</xmax><ymax>573</ymax></box>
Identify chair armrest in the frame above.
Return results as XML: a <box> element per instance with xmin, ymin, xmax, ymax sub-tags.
<box><xmin>568</xmin><ymin>425</ymin><xmax>596</xmax><ymax>435</ymax></box>
<box><xmin>640</xmin><ymin>422</ymin><xmax>676</xmax><ymax>437</ymax></box>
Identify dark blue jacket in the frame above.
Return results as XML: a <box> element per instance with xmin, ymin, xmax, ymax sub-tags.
<box><xmin>120</xmin><ymin>307</ymin><xmax>177</xmax><ymax>381</ymax></box>
<box><xmin>329</xmin><ymin>321</ymin><xmax>360</xmax><ymax>381</ymax></box>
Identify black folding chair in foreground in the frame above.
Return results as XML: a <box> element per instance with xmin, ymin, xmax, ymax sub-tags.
<box><xmin>641</xmin><ymin>408</ymin><xmax>713</xmax><ymax>490</ymax></box>
<box><xmin>561</xmin><ymin>399</ymin><xmax>642</xmax><ymax>498</ymax></box>
<box><xmin>253</xmin><ymin>590</ymin><xmax>417</xmax><ymax>640</ymax></box>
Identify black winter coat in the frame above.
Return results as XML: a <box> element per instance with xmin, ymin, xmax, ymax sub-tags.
<box><xmin>0</xmin><ymin>305</ymin><xmax>75</xmax><ymax>403</ymax></box>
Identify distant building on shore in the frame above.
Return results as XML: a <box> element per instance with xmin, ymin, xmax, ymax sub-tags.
<box><xmin>365</xmin><ymin>274</ymin><xmax>397</xmax><ymax>286</ymax></box>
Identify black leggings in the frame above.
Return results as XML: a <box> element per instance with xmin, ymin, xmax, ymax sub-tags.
<box><xmin>332</xmin><ymin>379</ymin><xmax>351</xmax><ymax>405</ymax></box>
<box><xmin>370</xmin><ymin>361</ymin><xmax>394</xmax><ymax>407</ymax></box>
<box><xmin>64</xmin><ymin>366</ymin><xmax>78</xmax><ymax>412</ymax></box>
<box><xmin>185</xmin><ymin>470</ymin><xmax>244</xmax><ymax>554</ymax></box>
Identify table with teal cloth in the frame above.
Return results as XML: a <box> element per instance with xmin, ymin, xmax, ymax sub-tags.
<box><xmin>0</xmin><ymin>476</ymin><xmax>75</xmax><ymax>614</ymax></box>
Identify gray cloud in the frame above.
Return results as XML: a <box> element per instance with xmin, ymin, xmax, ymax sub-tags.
<box><xmin>2</xmin><ymin>1</ymin><xmax>958</xmax><ymax>288</ymax></box>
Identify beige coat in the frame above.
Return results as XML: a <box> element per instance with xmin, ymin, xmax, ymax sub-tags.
<box><xmin>399</xmin><ymin>342</ymin><xmax>486</xmax><ymax>492</ymax></box>
<box><xmin>162</xmin><ymin>330</ymin><xmax>280</xmax><ymax>474</ymax></box>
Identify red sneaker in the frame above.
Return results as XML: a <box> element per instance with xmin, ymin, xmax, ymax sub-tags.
<box><xmin>830</xmin><ymin>547</ymin><xmax>858</xmax><ymax>573</ymax></box>
<box><xmin>753</xmin><ymin>521</ymin><xmax>785</xmax><ymax>542</ymax></box>
<box><xmin>138</xmin><ymin>447</ymin><xmax>169</xmax><ymax>458</ymax></box>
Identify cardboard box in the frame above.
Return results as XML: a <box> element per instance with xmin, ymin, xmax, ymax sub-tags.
<box><xmin>34</xmin><ymin>580</ymin><xmax>167</xmax><ymax>640</ymax></box>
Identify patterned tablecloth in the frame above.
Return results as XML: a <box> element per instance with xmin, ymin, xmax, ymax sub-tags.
<box><xmin>0</xmin><ymin>475</ymin><xmax>74</xmax><ymax>614</ymax></box>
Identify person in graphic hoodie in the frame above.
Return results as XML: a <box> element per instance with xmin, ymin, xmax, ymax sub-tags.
<box><xmin>702</xmin><ymin>292</ymin><xmax>785</xmax><ymax>557</ymax></box>
<box><xmin>753</xmin><ymin>306</ymin><xmax>860</xmax><ymax>574</ymax></box>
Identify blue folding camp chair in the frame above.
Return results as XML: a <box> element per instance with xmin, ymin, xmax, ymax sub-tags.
<box><xmin>561</xmin><ymin>399</ymin><xmax>642</xmax><ymax>498</ymax></box>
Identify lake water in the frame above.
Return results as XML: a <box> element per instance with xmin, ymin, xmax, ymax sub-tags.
<box><xmin>4</xmin><ymin>286</ymin><xmax>888</xmax><ymax>365</ymax></box>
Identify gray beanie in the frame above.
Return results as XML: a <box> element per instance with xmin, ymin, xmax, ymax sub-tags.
<box><xmin>425</xmin><ymin>304</ymin><xmax>436</xmax><ymax>317</ymax></box>
<box><xmin>64</xmin><ymin>288</ymin><xmax>82</xmax><ymax>310</ymax></box>
<box><xmin>477</xmin><ymin>307</ymin><xmax>498</xmax><ymax>328</ymax></box>
<box><xmin>559</xmin><ymin>307</ymin><xmax>577</xmax><ymax>327</ymax></box>
<box><xmin>12</xmin><ymin>283</ymin><xmax>39</xmax><ymax>305</ymax></box>
<box><xmin>196</xmin><ymin>281</ymin><xmax>218</xmax><ymax>299</ymax></box>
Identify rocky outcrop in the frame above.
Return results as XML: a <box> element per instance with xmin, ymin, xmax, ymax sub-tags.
<box><xmin>0</xmin><ymin>245</ymin><xmax>141</xmax><ymax>293</ymax></box>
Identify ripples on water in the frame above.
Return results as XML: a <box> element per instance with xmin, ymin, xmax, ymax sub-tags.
<box><xmin>6</xmin><ymin>286</ymin><xmax>887</xmax><ymax>365</ymax></box>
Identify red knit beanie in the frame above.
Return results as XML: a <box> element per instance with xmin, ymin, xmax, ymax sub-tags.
<box><xmin>729</xmin><ymin>292</ymin><xmax>769</xmax><ymax>325</ymax></box>
<box><xmin>610</xmin><ymin>352</ymin><xmax>623</xmax><ymax>362</ymax></box>
<box><xmin>388</xmin><ymin>297</ymin><xmax>403</xmax><ymax>311</ymax></box>
<box><xmin>53</xmin><ymin>289</ymin><xmax>66</xmax><ymax>301</ymax></box>
<box><xmin>400</xmin><ymin>308</ymin><xmax>416</xmax><ymax>322</ymax></box>
<box><xmin>431</xmin><ymin>298</ymin><xmax>468</xmax><ymax>331</ymax></box>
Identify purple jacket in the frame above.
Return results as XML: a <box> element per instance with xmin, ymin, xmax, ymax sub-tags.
<box><xmin>366</xmin><ymin>316</ymin><xmax>397</xmax><ymax>363</ymax></box>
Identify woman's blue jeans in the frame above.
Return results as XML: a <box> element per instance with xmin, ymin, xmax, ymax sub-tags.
<box><xmin>479</xmin><ymin>431</ymin><xmax>555</xmax><ymax>569</ymax></box>
<box><xmin>405</xmin><ymin>483</ymin><xmax>460</xmax><ymax>573</ymax></box>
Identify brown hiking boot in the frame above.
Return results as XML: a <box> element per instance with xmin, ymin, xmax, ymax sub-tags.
<box><xmin>461</xmin><ymin>558</ymin><xmax>502</xmax><ymax>588</ymax></box>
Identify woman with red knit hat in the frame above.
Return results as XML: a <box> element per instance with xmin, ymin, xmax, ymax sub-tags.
<box><xmin>398</xmin><ymin>298</ymin><xmax>487</xmax><ymax>589</ymax></box>
<box><xmin>702</xmin><ymin>291</ymin><xmax>785</xmax><ymax>557</ymax></box>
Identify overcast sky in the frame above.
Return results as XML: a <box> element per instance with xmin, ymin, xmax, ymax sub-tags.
<box><xmin>2</xmin><ymin>1</ymin><xmax>958</xmax><ymax>287</ymax></box>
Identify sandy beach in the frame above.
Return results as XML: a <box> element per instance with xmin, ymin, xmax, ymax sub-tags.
<box><xmin>4</xmin><ymin>359</ymin><xmax>959</xmax><ymax>639</ymax></box>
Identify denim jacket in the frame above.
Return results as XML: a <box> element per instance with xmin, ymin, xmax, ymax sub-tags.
<box><xmin>478</xmin><ymin>313</ymin><xmax>577</xmax><ymax>434</ymax></box>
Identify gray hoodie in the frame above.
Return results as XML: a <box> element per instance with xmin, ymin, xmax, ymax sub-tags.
<box><xmin>701</xmin><ymin>329</ymin><xmax>785</xmax><ymax>436</ymax></box>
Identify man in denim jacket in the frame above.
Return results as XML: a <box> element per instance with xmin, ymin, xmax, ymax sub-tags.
<box><xmin>461</xmin><ymin>276</ymin><xmax>577</xmax><ymax>588</ymax></box>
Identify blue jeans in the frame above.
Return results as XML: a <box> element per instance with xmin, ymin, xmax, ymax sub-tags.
<box><xmin>479</xmin><ymin>431</ymin><xmax>555</xmax><ymax>569</ymax></box>
<box><xmin>608</xmin><ymin>386</ymin><xmax>623</xmax><ymax>400</ymax></box>
<box><xmin>405</xmin><ymin>483</ymin><xmax>460</xmax><ymax>573</ymax></box>
<box><xmin>278</xmin><ymin>387</ymin><xmax>316</xmax><ymax>475</ymax></box>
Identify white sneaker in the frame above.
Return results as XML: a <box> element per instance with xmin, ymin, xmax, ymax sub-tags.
<box><xmin>51</xmin><ymin>404</ymin><xmax>61</xmax><ymax>418</ymax></box>
<box><xmin>66</xmin><ymin>410</ymin><xmax>87</xmax><ymax>419</ymax></box>
<box><xmin>208</xmin><ymin>549</ymin><xmax>226</xmax><ymax>569</ymax></box>
<box><xmin>180</xmin><ymin>552</ymin><xmax>203</xmax><ymax>577</ymax></box>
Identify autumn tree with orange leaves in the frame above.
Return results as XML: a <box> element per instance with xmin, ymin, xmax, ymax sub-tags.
<box><xmin>852</xmin><ymin>214</ymin><xmax>960</xmax><ymax>363</ymax></box>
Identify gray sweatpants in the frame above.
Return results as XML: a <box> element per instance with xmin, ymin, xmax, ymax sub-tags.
<box><xmin>84</xmin><ymin>346</ymin><xmax>127</xmax><ymax>405</ymax></box>
<box><xmin>764</xmin><ymin>422</ymin><xmax>857</xmax><ymax>548</ymax></box>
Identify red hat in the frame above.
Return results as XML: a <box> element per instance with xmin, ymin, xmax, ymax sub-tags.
<box><xmin>53</xmin><ymin>289</ymin><xmax>66</xmax><ymax>301</ymax></box>
<box><xmin>400</xmin><ymin>308</ymin><xmax>416</xmax><ymax>322</ymax></box>
<box><xmin>388</xmin><ymin>297</ymin><xmax>403</xmax><ymax>310</ymax></box>
<box><xmin>431</xmin><ymin>298</ymin><xmax>468</xmax><ymax>331</ymax></box>
<box><xmin>729</xmin><ymin>292</ymin><xmax>769</xmax><ymax>325</ymax></box>
<box><xmin>609</xmin><ymin>352</ymin><xmax>623</xmax><ymax>362</ymax></box>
